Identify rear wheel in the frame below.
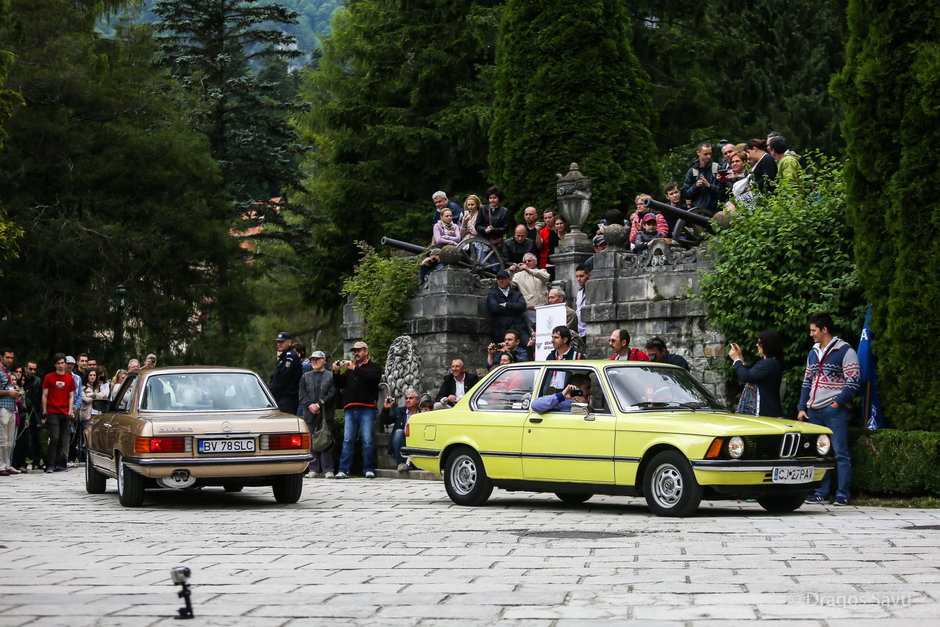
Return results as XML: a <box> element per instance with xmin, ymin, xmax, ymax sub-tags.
<box><xmin>272</xmin><ymin>473</ymin><xmax>304</xmax><ymax>504</ymax></box>
<box><xmin>116</xmin><ymin>455</ymin><xmax>145</xmax><ymax>507</ymax></box>
<box><xmin>643</xmin><ymin>451</ymin><xmax>702</xmax><ymax>517</ymax></box>
<box><xmin>556</xmin><ymin>492</ymin><xmax>593</xmax><ymax>505</ymax></box>
<box><xmin>757</xmin><ymin>492</ymin><xmax>810</xmax><ymax>513</ymax></box>
<box><xmin>84</xmin><ymin>450</ymin><xmax>107</xmax><ymax>494</ymax></box>
<box><xmin>443</xmin><ymin>447</ymin><xmax>493</xmax><ymax>506</ymax></box>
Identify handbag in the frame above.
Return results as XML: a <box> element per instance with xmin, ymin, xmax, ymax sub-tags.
<box><xmin>311</xmin><ymin>416</ymin><xmax>333</xmax><ymax>452</ymax></box>
<box><xmin>736</xmin><ymin>383</ymin><xmax>760</xmax><ymax>415</ymax></box>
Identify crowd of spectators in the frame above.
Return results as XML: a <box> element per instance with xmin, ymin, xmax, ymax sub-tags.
<box><xmin>0</xmin><ymin>350</ymin><xmax>158</xmax><ymax>476</ymax></box>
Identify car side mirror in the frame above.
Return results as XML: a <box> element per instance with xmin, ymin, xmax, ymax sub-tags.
<box><xmin>92</xmin><ymin>398</ymin><xmax>112</xmax><ymax>413</ymax></box>
<box><xmin>570</xmin><ymin>402</ymin><xmax>589</xmax><ymax>415</ymax></box>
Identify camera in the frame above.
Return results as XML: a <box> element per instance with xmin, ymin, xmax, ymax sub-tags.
<box><xmin>570</xmin><ymin>390</ymin><xmax>584</xmax><ymax>398</ymax></box>
<box><xmin>170</xmin><ymin>566</ymin><xmax>191</xmax><ymax>585</ymax></box>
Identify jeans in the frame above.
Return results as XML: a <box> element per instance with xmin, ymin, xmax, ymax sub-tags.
<box><xmin>338</xmin><ymin>406</ymin><xmax>376</xmax><ymax>475</ymax></box>
<box><xmin>808</xmin><ymin>404</ymin><xmax>851</xmax><ymax>500</ymax></box>
<box><xmin>390</xmin><ymin>428</ymin><xmax>406</xmax><ymax>465</ymax></box>
<box><xmin>45</xmin><ymin>413</ymin><xmax>70</xmax><ymax>470</ymax></box>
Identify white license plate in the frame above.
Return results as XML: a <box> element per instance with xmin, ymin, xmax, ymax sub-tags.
<box><xmin>772</xmin><ymin>466</ymin><xmax>815</xmax><ymax>484</ymax></box>
<box><xmin>198</xmin><ymin>438</ymin><xmax>255</xmax><ymax>454</ymax></box>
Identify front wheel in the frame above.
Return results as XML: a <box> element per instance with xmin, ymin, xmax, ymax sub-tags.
<box><xmin>556</xmin><ymin>493</ymin><xmax>593</xmax><ymax>505</ymax></box>
<box><xmin>117</xmin><ymin>455</ymin><xmax>145</xmax><ymax>507</ymax></box>
<box><xmin>643</xmin><ymin>451</ymin><xmax>702</xmax><ymax>517</ymax></box>
<box><xmin>757</xmin><ymin>492</ymin><xmax>810</xmax><ymax>513</ymax></box>
<box><xmin>272</xmin><ymin>473</ymin><xmax>304</xmax><ymax>504</ymax></box>
<box><xmin>84</xmin><ymin>451</ymin><xmax>107</xmax><ymax>494</ymax></box>
<box><xmin>443</xmin><ymin>447</ymin><xmax>493</xmax><ymax>506</ymax></box>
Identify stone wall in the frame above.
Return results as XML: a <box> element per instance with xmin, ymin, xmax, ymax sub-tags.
<box><xmin>340</xmin><ymin>241</ymin><xmax>730</xmax><ymax>405</ymax></box>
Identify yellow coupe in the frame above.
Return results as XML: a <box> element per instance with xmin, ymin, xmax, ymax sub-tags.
<box><xmin>403</xmin><ymin>361</ymin><xmax>834</xmax><ymax>517</ymax></box>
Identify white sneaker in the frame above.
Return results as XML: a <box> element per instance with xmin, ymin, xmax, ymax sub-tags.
<box><xmin>365</xmin><ymin>471</ymin><xmax>375</xmax><ymax>479</ymax></box>
<box><xmin>324</xmin><ymin>472</ymin><xmax>335</xmax><ymax>479</ymax></box>
<box><xmin>66</xmin><ymin>462</ymin><xmax>77</xmax><ymax>468</ymax></box>
<box><xmin>334</xmin><ymin>472</ymin><xmax>348</xmax><ymax>479</ymax></box>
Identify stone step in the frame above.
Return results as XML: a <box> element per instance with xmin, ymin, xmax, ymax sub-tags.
<box><xmin>373</xmin><ymin>468</ymin><xmax>441</xmax><ymax>481</ymax></box>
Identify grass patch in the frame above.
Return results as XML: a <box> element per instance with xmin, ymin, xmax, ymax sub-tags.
<box><xmin>850</xmin><ymin>494</ymin><xmax>940</xmax><ymax>508</ymax></box>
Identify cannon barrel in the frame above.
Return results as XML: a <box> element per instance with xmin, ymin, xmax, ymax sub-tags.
<box><xmin>642</xmin><ymin>197</ymin><xmax>714</xmax><ymax>232</ymax></box>
<box><xmin>380</xmin><ymin>236</ymin><xmax>427</xmax><ymax>255</ymax></box>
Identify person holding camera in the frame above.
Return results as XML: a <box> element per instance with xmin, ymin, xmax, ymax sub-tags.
<box><xmin>486</xmin><ymin>330</ymin><xmax>530</xmax><ymax>369</ymax></box>
<box><xmin>380</xmin><ymin>389</ymin><xmax>421</xmax><ymax>471</ymax></box>
<box><xmin>531</xmin><ymin>373</ymin><xmax>594</xmax><ymax>413</ymax></box>
<box><xmin>332</xmin><ymin>341</ymin><xmax>382</xmax><ymax>479</ymax></box>
<box><xmin>681</xmin><ymin>141</ymin><xmax>721</xmax><ymax>215</ymax></box>
<box><xmin>509</xmin><ymin>253</ymin><xmax>549</xmax><ymax>333</ymax></box>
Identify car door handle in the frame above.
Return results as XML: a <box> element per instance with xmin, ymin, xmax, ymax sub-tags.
<box><xmin>584</xmin><ymin>415</ymin><xmax>595</xmax><ymax>422</ymax></box>
<box><xmin>528</xmin><ymin>417</ymin><xmax>543</xmax><ymax>424</ymax></box>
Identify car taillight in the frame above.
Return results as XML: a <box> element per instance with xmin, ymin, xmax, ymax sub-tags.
<box><xmin>404</xmin><ymin>424</ymin><xmax>410</xmax><ymax>437</ymax></box>
<box><xmin>135</xmin><ymin>436</ymin><xmax>191</xmax><ymax>454</ymax></box>
<box><xmin>261</xmin><ymin>433</ymin><xmax>309</xmax><ymax>450</ymax></box>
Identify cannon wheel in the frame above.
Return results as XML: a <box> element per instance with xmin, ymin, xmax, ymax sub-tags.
<box><xmin>671</xmin><ymin>218</ymin><xmax>705</xmax><ymax>248</ymax></box>
<box><xmin>454</xmin><ymin>237</ymin><xmax>506</xmax><ymax>277</ymax></box>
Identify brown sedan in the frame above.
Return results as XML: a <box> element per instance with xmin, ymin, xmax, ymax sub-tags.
<box><xmin>85</xmin><ymin>367</ymin><xmax>311</xmax><ymax>507</ymax></box>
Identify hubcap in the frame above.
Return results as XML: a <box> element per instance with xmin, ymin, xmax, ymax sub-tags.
<box><xmin>651</xmin><ymin>464</ymin><xmax>683</xmax><ymax>508</ymax></box>
<box><xmin>451</xmin><ymin>455</ymin><xmax>476</xmax><ymax>495</ymax></box>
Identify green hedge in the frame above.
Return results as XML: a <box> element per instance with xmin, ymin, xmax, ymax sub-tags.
<box><xmin>850</xmin><ymin>429</ymin><xmax>940</xmax><ymax>497</ymax></box>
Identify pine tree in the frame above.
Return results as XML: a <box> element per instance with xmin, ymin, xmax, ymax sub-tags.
<box><xmin>489</xmin><ymin>0</ymin><xmax>658</xmax><ymax>218</ymax></box>
<box><xmin>0</xmin><ymin>1</ymin><xmax>240</xmax><ymax>364</ymax></box>
<box><xmin>295</xmin><ymin>0</ymin><xmax>500</xmax><ymax>308</ymax></box>
<box><xmin>831</xmin><ymin>0</ymin><xmax>940</xmax><ymax>430</ymax></box>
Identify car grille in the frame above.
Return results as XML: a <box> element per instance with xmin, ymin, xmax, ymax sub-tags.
<box><xmin>742</xmin><ymin>434</ymin><xmax>817</xmax><ymax>459</ymax></box>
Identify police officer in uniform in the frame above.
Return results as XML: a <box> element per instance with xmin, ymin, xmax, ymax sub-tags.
<box><xmin>269</xmin><ymin>331</ymin><xmax>302</xmax><ymax>414</ymax></box>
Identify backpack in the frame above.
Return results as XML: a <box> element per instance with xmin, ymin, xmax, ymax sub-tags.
<box><xmin>691</xmin><ymin>161</ymin><xmax>720</xmax><ymax>180</ymax></box>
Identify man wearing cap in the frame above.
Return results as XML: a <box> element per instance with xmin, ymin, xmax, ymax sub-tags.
<box><xmin>633</xmin><ymin>212</ymin><xmax>662</xmax><ymax>253</ymax></box>
<box><xmin>487</xmin><ymin>268</ymin><xmax>528</xmax><ymax>344</ymax></box>
<box><xmin>583</xmin><ymin>233</ymin><xmax>607</xmax><ymax>273</ymax></box>
<box><xmin>269</xmin><ymin>332</ymin><xmax>302</xmax><ymax>414</ymax></box>
<box><xmin>299</xmin><ymin>350</ymin><xmax>336</xmax><ymax>477</ymax></box>
<box><xmin>333</xmin><ymin>341</ymin><xmax>383</xmax><ymax>479</ymax></box>
<box><xmin>142</xmin><ymin>353</ymin><xmax>157</xmax><ymax>369</ymax></box>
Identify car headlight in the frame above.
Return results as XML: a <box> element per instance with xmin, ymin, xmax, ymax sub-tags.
<box><xmin>816</xmin><ymin>434</ymin><xmax>831</xmax><ymax>456</ymax></box>
<box><xmin>727</xmin><ymin>436</ymin><xmax>745</xmax><ymax>459</ymax></box>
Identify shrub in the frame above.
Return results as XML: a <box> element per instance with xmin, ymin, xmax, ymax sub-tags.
<box><xmin>851</xmin><ymin>429</ymin><xmax>940</xmax><ymax>497</ymax></box>
<box><xmin>699</xmin><ymin>156</ymin><xmax>866</xmax><ymax>413</ymax></box>
<box><xmin>341</xmin><ymin>242</ymin><xmax>418</xmax><ymax>364</ymax></box>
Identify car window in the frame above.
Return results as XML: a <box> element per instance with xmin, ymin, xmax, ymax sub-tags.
<box><xmin>538</xmin><ymin>367</ymin><xmax>611</xmax><ymax>414</ymax></box>
<box><xmin>111</xmin><ymin>374</ymin><xmax>138</xmax><ymax>412</ymax></box>
<box><xmin>473</xmin><ymin>367</ymin><xmax>538</xmax><ymax>411</ymax></box>
<box><xmin>140</xmin><ymin>372</ymin><xmax>276</xmax><ymax>412</ymax></box>
<box><xmin>606</xmin><ymin>365</ymin><xmax>725</xmax><ymax>412</ymax></box>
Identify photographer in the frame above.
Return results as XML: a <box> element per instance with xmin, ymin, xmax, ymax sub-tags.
<box><xmin>681</xmin><ymin>141</ymin><xmax>720</xmax><ymax>215</ymax></box>
<box><xmin>531</xmin><ymin>373</ymin><xmax>594</xmax><ymax>413</ymax></box>
<box><xmin>509</xmin><ymin>253</ymin><xmax>549</xmax><ymax>333</ymax></box>
<box><xmin>380</xmin><ymin>390</ymin><xmax>421</xmax><ymax>471</ymax></box>
<box><xmin>486</xmin><ymin>330</ymin><xmax>529</xmax><ymax>369</ymax></box>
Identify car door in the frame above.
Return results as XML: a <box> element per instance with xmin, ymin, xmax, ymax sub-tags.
<box><xmin>521</xmin><ymin>367</ymin><xmax>615</xmax><ymax>483</ymax></box>
<box><xmin>468</xmin><ymin>366</ymin><xmax>540</xmax><ymax>479</ymax></box>
<box><xmin>99</xmin><ymin>374</ymin><xmax>139</xmax><ymax>461</ymax></box>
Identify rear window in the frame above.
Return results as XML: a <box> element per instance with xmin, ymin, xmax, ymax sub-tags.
<box><xmin>472</xmin><ymin>367</ymin><xmax>538</xmax><ymax>412</ymax></box>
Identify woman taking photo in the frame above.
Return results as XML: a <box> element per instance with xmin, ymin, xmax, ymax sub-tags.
<box><xmin>728</xmin><ymin>329</ymin><xmax>784</xmax><ymax>418</ymax></box>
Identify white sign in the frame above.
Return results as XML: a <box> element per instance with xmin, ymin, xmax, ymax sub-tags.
<box><xmin>534</xmin><ymin>303</ymin><xmax>566</xmax><ymax>360</ymax></box>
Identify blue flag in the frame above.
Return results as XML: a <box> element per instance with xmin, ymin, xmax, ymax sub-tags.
<box><xmin>858</xmin><ymin>305</ymin><xmax>885</xmax><ymax>430</ymax></box>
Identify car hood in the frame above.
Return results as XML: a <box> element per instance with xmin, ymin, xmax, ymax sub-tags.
<box><xmin>620</xmin><ymin>411</ymin><xmax>831</xmax><ymax>436</ymax></box>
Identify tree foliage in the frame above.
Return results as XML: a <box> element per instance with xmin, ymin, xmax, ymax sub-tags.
<box><xmin>699</xmin><ymin>158</ymin><xmax>865</xmax><ymax>413</ymax></box>
<box><xmin>489</xmin><ymin>0</ymin><xmax>658</xmax><ymax>217</ymax></box>
<box><xmin>296</xmin><ymin>0</ymin><xmax>500</xmax><ymax>309</ymax></box>
<box><xmin>632</xmin><ymin>0</ymin><xmax>847</xmax><ymax>155</ymax></box>
<box><xmin>341</xmin><ymin>243</ymin><xmax>418</xmax><ymax>365</ymax></box>
<box><xmin>831</xmin><ymin>0</ymin><xmax>940</xmax><ymax>431</ymax></box>
<box><xmin>0</xmin><ymin>0</ymin><xmax>239</xmax><ymax>366</ymax></box>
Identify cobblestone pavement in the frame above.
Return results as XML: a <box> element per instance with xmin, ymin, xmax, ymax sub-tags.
<box><xmin>1</xmin><ymin>469</ymin><xmax>939</xmax><ymax>626</ymax></box>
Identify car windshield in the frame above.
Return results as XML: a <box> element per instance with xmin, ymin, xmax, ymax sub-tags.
<box><xmin>140</xmin><ymin>372</ymin><xmax>275</xmax><ymax>412</ymax></box>
<box><xmin>606</xmin><ymin>365</ymin><xmax>725</xmax><ymax>413</ymax></box>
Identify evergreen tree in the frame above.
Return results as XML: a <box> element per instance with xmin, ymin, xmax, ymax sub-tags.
<box><xmin>0</xmin><ymin>0</ymin><xmax>240</xmax><ymax>365</ymax></box>
<box><xmin>0</xmin><ymin>0</ymin><xmax>24</xmax><ymax>273</ymax></box>
<box><xmin>489</xmin><ymin>0</ymin><xmax>658</xmax><ymax>218</ymax></box>
<box><xmin>295</xmin><ymin>0</ymin><xmax>500</xmax><ymax>308</ymax></box>
<box><xmin>831</xmin><ymin>0</ymin><xmax>940</xmax><ymax>430</ymax></box>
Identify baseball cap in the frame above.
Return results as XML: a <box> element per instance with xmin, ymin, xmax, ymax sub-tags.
<box><xmin>275</xmin><ymin>331</ymin><xmax>294</xmax><ymax>342</ymax></box>
<box><xmin>642</xmin><ymin>213</ymin><xmax>657</xmax><ymax>222</ymax></box>
<box><xmin>352</xmin><ymin>341</ymin><xmax>368</xmax><ymax>350</ymax></box>
<box><xmin>145</xmin><ymin>353</ymin><xmax>156</xmax><ymax>361</ymax></box>
<box><xmin>496</xmin><ymin>269</ymin><xmax>511</xmax><ymax>279</ymax></box>
<box><xmin>65</xmin><ymin>355</ymin><xmax>76</xmax><ymax>364</ymax></box>
<box><xmin>310</xmin><ymin>351</ymin><xmax>327</xmax><ymax>360</ymax></box>
<box><xmin>592</xmin><ymin>234</ymin><xmax>605</xmax><ymax>246</ymax></box>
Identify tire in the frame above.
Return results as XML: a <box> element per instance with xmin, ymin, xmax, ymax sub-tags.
<box><xmin>84</xmin><ymin>451</ymin><xmax>107</xmax><ymax>494</ymax></box>
<box><xmin>757</xmin><ymin>491</ymin><xmax>810</xmax><ymax>513</ymax></box>
<box><xmin>223</xmin><ymin>483</ymin><xmax>245</xmax><ymax>493</ymax></box>
<box><xmin>272</xmin><ymin>473</ymin><xmax>304</xmax><ymax>504</ymax></box>
<box><xmin>643</xmin><ymin>451</ymin><xmax>702</xmax><ymax>517</ymax></box>
<box><xmin>117</xmin><ymin>454</ymin><xmax>145</xmax><ymax>507</ymax></box>
<box><xmin>556</xmin><ymin>492</ymin><xmax>593</xmax><ymax>505</ymax></box>
<box><xmin>443</xmin><ymin>447</ymin><xmax>493</xmax><ymax>506</ymax></box>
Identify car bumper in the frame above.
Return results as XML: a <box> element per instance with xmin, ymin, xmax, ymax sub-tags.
<box><xmin>123</xmin><ymin>453</ymin><xmax>311</xmax><ymax>479</ymax></box>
